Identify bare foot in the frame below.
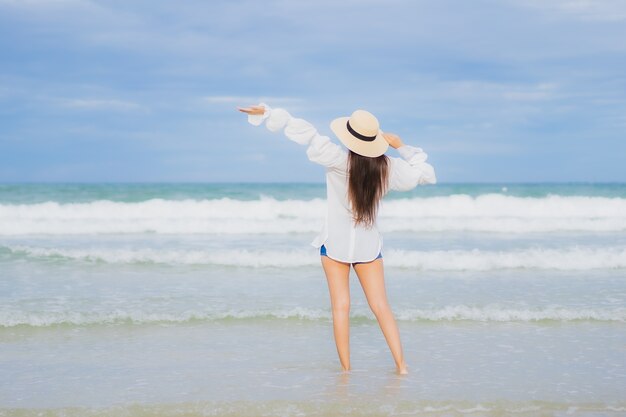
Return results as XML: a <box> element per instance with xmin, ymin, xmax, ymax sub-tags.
<box><xmin>396</xmin><ymin>361</ymin><xmax>408</xmax><ymax>375</ymax></box>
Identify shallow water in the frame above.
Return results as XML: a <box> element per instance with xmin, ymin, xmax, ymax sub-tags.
<box><xmin>1</xmin><ymin>183</ymin><xmax>625</xmax><ymax>416</ymax></box>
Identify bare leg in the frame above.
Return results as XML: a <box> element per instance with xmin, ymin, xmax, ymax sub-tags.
<box><xmin>353</xmin><ymin>258</ymin><xmax>408</xmax><ymax>374</ymax></box>
<box><xmin>321</xmin><ymin>255</ymin><xmax>351</xmax><ymax>371</ymax></box>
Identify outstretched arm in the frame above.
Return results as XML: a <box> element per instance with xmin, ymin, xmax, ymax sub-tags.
<box><xmin>238</xmin><ymin>103</ymin><xmax>347</xmax><ymax>170</ymax></box>
<box><xmin>383</xmin><ymin>132</ymin><xmax>437</xmax><ymax>191</ymax></box>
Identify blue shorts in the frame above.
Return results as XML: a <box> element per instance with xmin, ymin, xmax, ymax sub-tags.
<box><xmin>320</xmin><ymin>244</ymin><xmax>382</xmax><ymax>265</ymax></box>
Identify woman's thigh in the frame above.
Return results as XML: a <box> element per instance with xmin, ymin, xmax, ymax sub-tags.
<box><xmin>352</xmin><ymin>259</ymin><xmax>389</xmax><ymax>310</ymax></box>
<box><xmin>321</xmin><ymin>255</ymin><xmax>351</xmax><ymax>309</ymax></box>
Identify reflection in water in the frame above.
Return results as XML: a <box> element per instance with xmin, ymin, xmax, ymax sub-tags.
<box><xmin>334</xmin><ymin>370</ymin><xmax>351</xmax><ymax>397</ymax></box>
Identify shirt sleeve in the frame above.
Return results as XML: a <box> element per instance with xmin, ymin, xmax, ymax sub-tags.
<box><xmin>247</xmin><ymin>102</ymin><xmax>347</xmax><ymax>170</ymax></box>
<box><xmin>388</xmin><ymin>144</ymin><xmax>437</xmax><ymax>191</ymax></box>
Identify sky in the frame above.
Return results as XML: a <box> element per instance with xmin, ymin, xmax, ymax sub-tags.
<box><xmin>0</xmin><ymin>0</ymin><xmax>625</xmax><ymax>183</ymax></box>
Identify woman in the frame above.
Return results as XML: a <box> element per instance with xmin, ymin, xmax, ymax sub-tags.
<box><xmin>238</xmin><ymin>103</ymin><xmax>436</xmax><ymax>375</ymax></box>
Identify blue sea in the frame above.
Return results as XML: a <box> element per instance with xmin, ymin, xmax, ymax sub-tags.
<box><xmin>1</xmin><ymin>182</ymin><xmax>625</xmax><ymax>416</ymax></box>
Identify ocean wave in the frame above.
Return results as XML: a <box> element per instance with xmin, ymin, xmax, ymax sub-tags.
<box><xmin>1</xmin><ymin>305</ymin><xmax>624</xmax><ymax>327</ymax></box>
<box><xmin>1</xmin><ymin>194</ymin><xmax>626</xmax><ymax>235</ymax></box>
<box><xmin>4</xmin><ymin>244</ymin><xmax>626</xmax><ymax>270</ymax></box>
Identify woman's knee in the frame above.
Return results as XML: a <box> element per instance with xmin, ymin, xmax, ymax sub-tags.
<box><xmin>332</xmin><ymin>297</ymin><xmax>351</xmax><ymax>314</ymax></box>
<box><xmin>368</xmin><ymin>298</ymin><xmax>390</xmax><ymax>316</ymax></box>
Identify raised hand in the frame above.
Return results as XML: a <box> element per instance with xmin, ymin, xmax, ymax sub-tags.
<box><xmin>382</xmin><ymin>132</ymin><xmax>404</xmax><ymax>149</ymax></box>
<box><xmin>237</xmin><ymin>105</ymin><xmax>266</xmax><ymax>116</ymax></box>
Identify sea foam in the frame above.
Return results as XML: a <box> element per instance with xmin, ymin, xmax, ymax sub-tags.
<box><xmin>1</xmin><ymin>305</ymin><xmax>624</xmax><ymax>327</ymax></box>
<box><xmin>4</xmin><ymin>244</ymin><xmax>626</xmax><ymax>270</ymax></box>
<box><xmin>1</xmin><ymin>194</ymin><xmax>626</xmax><ymax>235</ymax></box>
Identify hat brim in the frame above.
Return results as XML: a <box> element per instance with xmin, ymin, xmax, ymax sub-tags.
<box><xmin>330</xmin><ymin>116</ymin><xmax>389</xmax><ymax>158</ymax></box>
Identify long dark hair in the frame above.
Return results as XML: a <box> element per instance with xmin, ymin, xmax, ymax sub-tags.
<box><xmin>347</xmin><ymin>150</ymin><xmax>390</xmax><ymax>228</ymax></box>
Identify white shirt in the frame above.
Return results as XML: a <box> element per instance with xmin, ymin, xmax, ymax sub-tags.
<box><xmin>248</xmin><ymin>102</ymin><xmax>437</xmax><ymax>263</ymax></box>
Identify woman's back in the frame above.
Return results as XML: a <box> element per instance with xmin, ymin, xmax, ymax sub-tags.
<box><xmin>246</xmin><ymin>102</ymin><xmax>437</xmax><ymax>263</ymax></box>
<box><xmin>312</xmin><ymin>157</ymin><xmax>384</xmax><ymax>263</ymax></box>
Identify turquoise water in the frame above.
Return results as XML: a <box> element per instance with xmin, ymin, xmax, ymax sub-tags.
<box><xmin>1</xmin><ymin>182</ymin><xmax>625</xmax><ymax>416</ymax></box>
<box><xmin>1</xmin><ymin>182</ymin><xmax>626</xmax><ymax>203</ymax></box>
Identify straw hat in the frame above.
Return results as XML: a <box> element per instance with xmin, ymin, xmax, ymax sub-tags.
<box><xmin>330</xmin><ymin>109</ymin><xmax>389</xmax><ymax>157</ymax></box>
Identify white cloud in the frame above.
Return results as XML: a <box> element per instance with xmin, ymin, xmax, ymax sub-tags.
<box><xmin>239</xmin><ymin>152</ymin><xmax>267</xmax><ymax>162</ymax></box>
<box><xmin>402</xmin><ymin>77</ymin><xmax>560</xmax><ymax>104</ymax></box>
<box><xmin>510</xmin><ymin>0</ymin><xmax>626</xmax><ymax>21</ymax></box>
<box><xmin>502</xmin><ymin>83</ymin><xmax>558</xmax><ymax>102</ymax></box>
<box><xmin>203</xmin><ymin>96</ymin><xmax>303</xmax><ymax>104</ymax></box>
<box><xmin>59</xmin><ymin>98</ymin><xmax>142</xmax><ymax>111</ymax></box>
<box><xmin>426</xmin><ymin>139</ymin><xmax>521</xmax><ymax>155</ymax></box>
<box><xmin>0</xmin><ymin>0</ymin><xmax>88</xmax><ymax>6</ymax></box>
